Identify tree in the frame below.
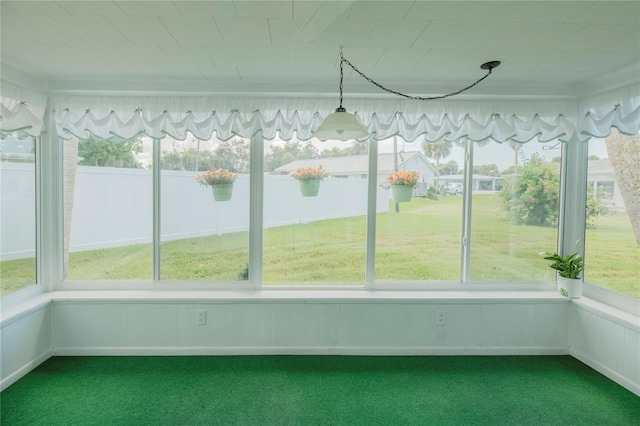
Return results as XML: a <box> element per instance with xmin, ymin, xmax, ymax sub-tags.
<box><xmin>211</xmin><ymin>139</ymin><xmax>250</xmax><ymax>172</ymax></box>
<box><xmin>500</xmin><ymin>154</ymin><xmax>560</xmax><ymax>226</ymax></box>
<box><xmin>160</xmin><ymin>148</ymin><xmax>217</xmax><ymax>171</ymax></box>
<box><xmin>439</xmin><ymin>160</ymin><xmax>460</xmax><ymax>175</ymax></box>
<box><xmin>422</xmin><ymin>139</ymin><xmax>453</xmax><ymax>187</ymax></box>
<box><xmin>78</xmin><ymin>135</ymin><xmax>143</xmax><ymax>168</ymax></box>
<box><xmin>604</xmin><ymin>129</ymin><xmax>640</xmax><ymax>245</ymax></box>
<box><xmin>500</xmin><ymin>154</ymin><xmax>609</xmax><ymax>227</ymax></box>
<box><xmin>473</xmin><ymin>163</ymin><xmax>499</xmax><ymax>176</ymax></box>
<box><xmin>265</xmin><ymin>142</ymin><xmax>302</xmax><ymax>171</ymax></box>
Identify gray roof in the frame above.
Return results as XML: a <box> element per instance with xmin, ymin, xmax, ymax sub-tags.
<box><xmin>439</xmin><ymin>174</ymin><xmax>501</xmax><ymax>180</ymax></box>
<box><xmin>275</xmin><ymin>151</ymin><xmax>434</xmax><ymax>175</ymax></box>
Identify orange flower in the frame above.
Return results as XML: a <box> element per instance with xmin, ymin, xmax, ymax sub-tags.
<box><xmin>290</xmin><ymin>165</ymin><xmax>326</xmax><ymax>181</ymax></box>
<box><xmin>195</xmin><ymin>168</ymin><xmax>238</xmax><ymax>186</ymax></box>
<box><xmin>385</xmin><ymin>170</ymin><xmax>420</xmax><ymax>187</ymax></box>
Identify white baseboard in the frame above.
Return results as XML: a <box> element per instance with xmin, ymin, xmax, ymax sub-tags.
<box><xmin>52</xmin><ymin>346</ymin><xmax>568</xmax><ymax>357</ymax></box>
<box><xmin>1</xmin><ymin>350</ymin><xmax>52</xmax><ymax>392</ymax></box>
<box><xmin>570</xmin><ymin>348</ymin><xmax>640</xmax><ymax>397</ymax></box>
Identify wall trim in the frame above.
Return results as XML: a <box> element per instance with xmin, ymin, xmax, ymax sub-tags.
<box><xmin>0</xmin><ymin>350</ymin><xmax>52</xmax><ymax>392</ymax></box>
<box><xmin>570</xmin><ymin>348</ymin><xmax>640</xmax><ymax>397</ymax></box>
<box><xmin>52</xmin><ymin>346</ymin><xmax>568</xmax><ymax>357</ymax></box>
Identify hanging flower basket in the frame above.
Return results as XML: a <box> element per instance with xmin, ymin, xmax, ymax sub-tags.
<box><xmin>391</xmin><ymin>185</ymin><xmax>414</xmax><ymax>202</ymax></box>
<box><xmin>195</xmin><ymin>168</ymin><xmax>238</xmax><ymax>202</ymax></box>
<box><xmin>291</xmin><ymin>165</ymin><xmax>326</xmax><ymax>197</ymax></box>
<box><xmin>299</xmin><ymin>178</ymin><xmax>321</xmax><ymax>197</ymax></box>
<box><xmin>211</xmin><ymin>183</ymin><xmax>234</xmax><ymax>201</ymax></box>
<box><xmin>383</xmin><ymin>170</ymin><xmax>420</xmax><ymax>203</ymax></box>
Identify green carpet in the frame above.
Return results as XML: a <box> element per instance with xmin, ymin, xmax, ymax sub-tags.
<box><xmin>1</xmin><ymin>356</ymin><xmax>639</xmax><ymax>425</ymax></box>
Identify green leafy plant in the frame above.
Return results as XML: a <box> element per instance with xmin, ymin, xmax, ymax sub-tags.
<box><xmin>543</xmin><ymin>252</ymin><xmax>584</xmax><ymax>279</ymax></box>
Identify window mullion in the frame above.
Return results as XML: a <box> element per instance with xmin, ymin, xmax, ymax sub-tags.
<box><xmin>153</xmin><ymin>138</ymin><xmax>161</xmax><ymax>281</ymax></box>
<box><xmin>460</xmin><ymin>138</ymin><xmax>473</xmax><ymax>284</ymax></box>
<box><xmin>365</xmin><ymin>136</ymin><xmax>378</xmax><ymax>289</ymax></box>
<box><xmin>249</xmin><ymin>132</ymin><xmax>264</xmax><ymax>289</ymax></box>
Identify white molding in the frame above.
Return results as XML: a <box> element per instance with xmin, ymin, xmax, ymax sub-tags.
<box><xmin>52</xmin><ymin>346</ymin><xmax>568</xmax><ymax>357</ymax></box>
<box><xmin>0</xmin><ymin>349</ymin><xmax>52</xmax><ymax>392</ymax></box>
<box><xmin>570</xmin><ymin>348</ymin><xmax>640</xmax><ymax>397</ymax></box>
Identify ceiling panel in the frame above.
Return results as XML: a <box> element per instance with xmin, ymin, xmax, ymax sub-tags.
<box><xmin>233</xmin><ymin>1</ymin><xmax>292</xmax><ymax>19</ymax></box>
<box><xmin>56</xmin><ymin>1</ymin><xmax>125</xmax><ymax>16</ymax></box>
<box><xmin>105</xmin><ymin>16</ymin><xmax>179</xmax><ymax>45</ymax></box>
<box><xmin>411</xmin><ymin>21</ymin><xmax>483</xmax><ymax>49</ymax></box>
<box><xmin>113</xmin><ymin>1</ymin><xmax>180</xmax><ymax>17</ymax></box>
<box><xmin>568</xmin><ymin>1</ymin><xmax>640</xmax><ymax>25</ymax></box>
<box><xmin>161</xmin><ymin>17</ymin><xmax>225</xmax><ymax>46</ymax></box>
<box><xmin>366</xmin><ymin>20</ymin><xmax>428</xmax><ymax>48</ymax></box>
<box><xmin>403</xmin><ymin>1</ymin><xmax>473</xmax><ymax>20</ymax></box>
<box><xmin>0</xmin><ymin>1</ymin><xmax>637</xmax><ymax>97</ymax></box>
<box><xmin>2</xmin><ymin>1</ymin><xmax>69</xmax><ymax>16</ymax></box>
<box><xmin>216</xmin><ymin>17</ymin><xmax>271</xmax><ymax>46</ymax></box>
<box><xmin>50</xmin><ymin>16</ymin><xmax>131</xmax><ymax>45</ymax></box>
<box><xmin>347</xmin><ymin>1</ymin><xmax>413</xmax><ymax>19</ymax></box>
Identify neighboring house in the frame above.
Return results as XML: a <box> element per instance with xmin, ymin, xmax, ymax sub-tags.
<box><xmin>438</xmin><ymin>174</ymin><xmax>503</xmax><ymax>191</ymax></box>
<box><xmin>274</xmin><ymin>151</ymin><xmax>438</xmax><ymax>196</ymax></box>
<box><xmin>587</xmin><ymin>158</ymin><xmax>625</xmax><ymax>210</ymax></box>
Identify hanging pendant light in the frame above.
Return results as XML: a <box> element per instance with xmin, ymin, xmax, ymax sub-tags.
<box><xmin>313</xmin><ymin>49</ymin><xmax>500</xmax><ymax>141</ymax></box>
<box><xmin>313</xmin><ymin>50</ymin><xmax>368</xmax><ymax>141</ymax></box>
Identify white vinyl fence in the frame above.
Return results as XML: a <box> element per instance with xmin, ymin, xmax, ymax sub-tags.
<box><xmin>1</xmin><ymin>165</ymin><xmax>389</xmax><ymax>260</ymax></box>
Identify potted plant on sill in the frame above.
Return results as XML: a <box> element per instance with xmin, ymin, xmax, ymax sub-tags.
<box><xmin>543</xmin><ymin>252</ymin><xmax>584</xmax><ymax>298</ymax></box>
<box><xmin>195</xmin><ymin>168</ymin><xmax>238</xmax><ymax>201</ymax></box>
<box><xmin>291</xmin><ymin>165</ymin><xmax>326</xmax><ymax>197</ymax></box>
<box><xmin>383</xmin><ymin>170</ymin><xmax>420</xmax><ymax>202</ymax></box>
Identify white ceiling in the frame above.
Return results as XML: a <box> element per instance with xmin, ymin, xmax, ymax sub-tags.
<box><xmin>1</xmin><ymin>1</ymin><xmax>639</xmax><ymax>98</ymax></box>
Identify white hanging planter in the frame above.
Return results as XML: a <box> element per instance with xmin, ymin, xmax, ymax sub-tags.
<box><xmin>557</xmin><ymin>276</ymin><xmax>582</xmax><ymax>298</ymax></box>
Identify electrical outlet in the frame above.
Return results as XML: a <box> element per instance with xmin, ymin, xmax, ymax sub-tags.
<box><xmin>196</xmin><ymin>310</ymin><xmax>206</xmax><ymax>325</ymax></box>
<box><xmin>436</xmin><ymin>311</ymin><xmax>446</xmax><ymax>326</ymax></box>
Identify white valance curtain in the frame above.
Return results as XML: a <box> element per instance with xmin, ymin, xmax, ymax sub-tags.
<box><xmin>51</xmin><ymin>82</ymin><xmax>639</xmax><ymax>143</ymax></box>
<box><xmin>0</xmin><ymin>80</ymin><xmax>48</xmax><ymax>136</ymax></box>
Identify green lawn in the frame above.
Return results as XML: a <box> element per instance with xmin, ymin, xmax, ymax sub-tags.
<box><xmin>2</xmin><ymin>194</ymin><xmax>638</xmax><ymax>298</ymax></box>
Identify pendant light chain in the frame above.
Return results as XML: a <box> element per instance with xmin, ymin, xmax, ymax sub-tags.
<box><xmin>340</xmin><ymin>55</ymin><xmax>498</xmax><ymax>101</ymax></box>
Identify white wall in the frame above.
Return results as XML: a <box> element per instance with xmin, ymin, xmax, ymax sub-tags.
<box><xmin>0</xmin><ymin>303</ymin><xmax>52</xmax><ymax>391</ymax></box>
<box><xmin>3</xmin><ymin>295</ymin><xmax>640</xmax><ymax>397</ymax></box>
<box><xmin>49</xmin><ymin>298</ymin><xmax>568</xmax><ymax>356</ymax></box>
<box><xmin>569</xmin><ymin>300</ymin><xmax>640</xmax><ymax>396</ymax></box>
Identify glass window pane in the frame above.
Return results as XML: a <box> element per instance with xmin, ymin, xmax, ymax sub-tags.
<box><xmin>160</xmin><ymin>136</ymin><xmax>250</xmax><ymax>280</ymax></box>
<box><xmin>585</xmin><ymin>133</ymin><xmax>639</xmax><ymax>298</ymax></box>
<box><xmin>64</xmin><ymin>136</ymin><xmax>152</xmax><ymax>280</ymax></box>
<box><xmin>1</xmin><ymin>132</ymin><xmax>37</xmax><ymax>295</ymax></box>
<box><xmin>375</xmin><ymin>138</ymin><xmax>461</xmax><ymax>282</ymax></box>
<box><xmin>262</xmin><ymin>137</ymin><xmax>368</xmax><ymax>286</ymax></box>
<box><xmin>469</xmin><ymin>140</ymin><xmax>559</xmax><ymax>281</ymax></box>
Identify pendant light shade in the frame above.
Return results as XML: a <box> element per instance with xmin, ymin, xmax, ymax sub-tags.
<box><xmin>313</xmin><ymin>107</ymin><xmax>369</xmax><ymax>141</ymax></box>
<box><xmin>312</xmin><ymin>48</ymin><xmax>500</xmax><ymax>142</ymax></box>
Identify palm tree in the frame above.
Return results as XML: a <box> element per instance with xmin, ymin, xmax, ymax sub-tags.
<box><xmin>604</xmin><ymin>129</ymin><xmax>640</xmax><ymax>245</ymax></box>
<box><xmin>422</xmin><ymin>139</ymin><xmax>453</xmax><ymax>188</ymax></box>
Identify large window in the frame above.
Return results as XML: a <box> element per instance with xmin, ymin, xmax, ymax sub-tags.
<box><xmin>375</xmin><ymin>138</ymin><xmax>463</xmax><ymax>282</ymax></box>
<box><xmin>469</xmin><ymin>140</ymin><xmax>559</xmax><ymax>281</ymax></box>
<box><xmin>63</xmin><ymin>136</ymin><xmax>152</xmax><ymax>280</ymax></box>
<box><xmin>160</xmin><ymin>136</ymin><xmax>250</xmax><ymax>281</ymax></box>
<box><xmin>584</xmin><ymin>133</ymin><xmax>639</xmax><ymax>299</ymax></box>
<box><xmin>262</xmin><ymin>137</ymin><xmax>368</xmax><ymax>286</ymax></box>
<box><xmin>0</xmin><ymin>132</ymin><xmax>37</xmax><ymax>296</ymax></box>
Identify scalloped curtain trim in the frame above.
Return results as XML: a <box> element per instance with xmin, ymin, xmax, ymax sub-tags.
<box><xmin>6</xmin><ymin>83</ymin><xmax>639</xmax><ymax>142</ymax></box>
<box><xmin>0</xmin><ymin>81</ymin><xmax>48</xmax><ymax>136</ymax></box>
